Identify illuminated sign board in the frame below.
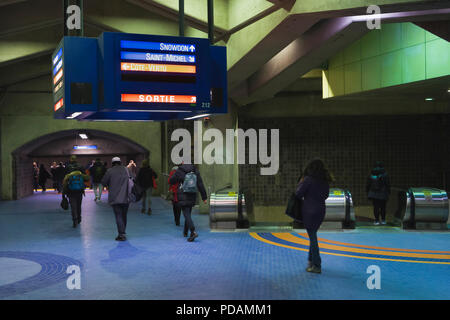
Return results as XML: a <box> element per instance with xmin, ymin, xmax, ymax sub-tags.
<box><xmin>73</xmin><ymin>145</ymin><xmax>97</xmax><ymax>150</ymax></box>
<box><xmin>120</xmin><ymin>51</ymin><xmax>196</xmax><ymax>63</ymax></box>
<box><xmin>120</xmin><ymin>62</ymin><xmax>196</xmax><ymax>74</ymax></box>
<box><xmin>121</xmin><ymin>94</ymin><xmax>196</xmax><ymax>104</ymax></box>
<box><xmin>53</xmin><ymin>33</ymin><xmax>227</xmax><ymax>121</ymax></box>
<box><xmin>54</xmin><ymin>98</ymin><xmax>64</xmax><ymax>111</ymax></box>
<box><xmin>120</xmin><ymin>40</ymin><xmax>196</xmax><ymax>52</ymax></box>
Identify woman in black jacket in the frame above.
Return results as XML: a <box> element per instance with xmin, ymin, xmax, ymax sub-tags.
<box><xmin>136</xmin><ymin>159</ymin><xmax>157</xmax><ymax>215</ymax></box>
<box><xmin>295</xmin><ymin>159</ymin><xmax>332</xmax><ymax>274</ymax></box>
<box><xmin>169</xmin><ymin>163</ymin><xmax>207</xmax><ymax>242</ymax></box>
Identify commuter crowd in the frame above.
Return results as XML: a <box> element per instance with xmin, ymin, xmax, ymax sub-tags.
<box><xmin>32</xmin><ymin>155</ymin><xmax>206</xmax><ymax>243</ymax></box>
<box><xmin>32</xmin><ymin>155</ymin><xmax>390</xmax><ymax>273</ymax></box>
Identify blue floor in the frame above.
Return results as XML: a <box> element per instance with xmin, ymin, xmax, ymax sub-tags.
<box><xmin>0</xmin><ymin>191</ymin><xmax>449</xmax><ymax>300</ymax></box>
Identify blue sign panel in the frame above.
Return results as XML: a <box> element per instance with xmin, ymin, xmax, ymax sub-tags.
<box><xmin>53</xmin><ymin>32</ymin><xmax>227</xmax><ymax>121</ymax></box>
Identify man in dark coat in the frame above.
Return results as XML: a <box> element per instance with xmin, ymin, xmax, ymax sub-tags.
<box><xmin>38</xmin><ymin>164</ymin><xmax>51</xmax><ymax>192</ymax></box>
<box><xmin>366</xmin><ymin>161</ymin><xmax>390</xmax><ymax>225</ymax></box>
<box><xmin>101</xmin><ymin>157</ymin><xmax>131</xmax><ymax>241</ymax></box>
<box><xmin>169</xmin><ymin>163</ymin><xmax>207</xmax><ymax>242</ymax></box>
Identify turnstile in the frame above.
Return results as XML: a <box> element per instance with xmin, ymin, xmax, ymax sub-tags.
<box><xmin>402</xmin><ymin>188</ymin><xmax>449</xmax><ymax>230</ymax></box>
<box><xmin>209</xmin><ymin>191</ymin><xmax>250</xmax><ymax>230</ymax></box>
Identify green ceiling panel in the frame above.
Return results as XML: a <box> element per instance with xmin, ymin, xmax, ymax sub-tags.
<box><xmin>329</xmin><ymin>66</ymin><xmax>345</xmax><ymax>97</ymax></box>
<box><xmin>344</xmin><ymin>38</ymin><xmax>361</xmax><ymax>64</ymax></box>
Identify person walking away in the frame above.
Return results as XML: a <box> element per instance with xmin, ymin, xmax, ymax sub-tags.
<box><xmin>136</xmin><ymin>159</ymin><xmax>157</xmax><ymax>215</ymax></box>
<box><xmin>366</xmin><ymin>161</ymin><xmax>390</xmax><ymax>225</ymax></box>
<box><xmin>32</xmin><ymin>162</ymin><xmax>39</xmax><ymax>192</ymax></box>
<box><xmin>55</xmin><ymin>162</ymin><xmax>66</xmax><ymax>193</ymax></box>
<box><xmin>65</xmin><ymin>155</ymin><xmax>85</xmax><ymax>175</ymax></box>
<box><xmin>89</xmin><ymin>158</ymin><xmax>107</xmax><ymax>202</ymax></box>
<box><xmin>169</xmin><ymin>162</ymin><xmax>207</xmax><ymax>242</ymax></box>
<box><xmin>168</xmin><ymin>165</ymin><xmax>181</xmax><ymax>225</ymax></box>
<box><xmin>38</xmin><ymin>164</ymin><xmax>51</xmax><ymax>192</ymax></box>
<box><xmin>50</xmin><ymin>162</ymin><xmax>58</xmax><ymax>190</ymax></box>
<box><xmin>101</xmin><ymin>157</ymin><xmax>131</xmax><ymax>241</ymax></box>
<box><xmin>295</xmin><ymin>159</ymin><xmax>332</xmax><ymax>274</ymax></box>
<box><xmin>63</xmin><ymin>168</ymin><xmax>89</xmax><ymax>228</ymax></box>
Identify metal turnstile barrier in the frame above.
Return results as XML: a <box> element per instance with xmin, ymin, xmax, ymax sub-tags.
<box><xmin>402</xmin><ymin>188</ymin><xmax>449</xmax><ymax>230</ymax></box>
<box><xmin>209</xmin><ymin>190</ymin><xmax>250</xmax><ymax>230</ymax></box>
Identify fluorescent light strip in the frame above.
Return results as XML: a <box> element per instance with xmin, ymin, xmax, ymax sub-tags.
<box><xmin>117</xmin><ymin>109</ymin><xmax>192</xmax><ymax>113</ymax></box>
<box><xmin>184</xmin><ymin>114</ymin><xmax>211</xmax><ymax>120</ymax></box>
<box><xmin>66</xmin><ymin>112</ymin><xmax>82</xmax><ymax>119</ymax></box>
<box><xmin>79</xmin><ymin>133</ymin><xmax>88</xmax><ymax>139</ymax></box>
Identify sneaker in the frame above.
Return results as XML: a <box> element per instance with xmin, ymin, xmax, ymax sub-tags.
<box><xmin>183</xmin><ymin>231</ymin><xmax>188</xmax><ymax>237</ymax></box>
<box><xmin>374</xmin><ymin>221</ymin><xmax>380</xmax><ymax>225</ymax></box>
<box><xmin>381</xmin><ymin>220</ymin><xmax>386</xmax><ymax>225</ymax></box>
<box><xmin>187</xmin><ymin>232</ymin><xmax>198</xmax><ymax>242</ymax></box>
<box><xmin>115</xmin><ymin>235</ymin><xmax>126</xmax><ymax>241</ymax></box>
<box><xmin>306</xmin><ymin>265</ymin><xmax>322</xmax><ymax>274</ymax></box>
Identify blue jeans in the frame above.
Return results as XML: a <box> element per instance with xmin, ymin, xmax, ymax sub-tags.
<box><xmin>307</xmin><ymin>228</ymin><xmax>321</xmax><ymax>268</ymax></box>
<box><xmin>142</xmin><ymin>187</ymin><xmax>152</xmax><ymax>210</ymax></box>
<box><xmin>182</xmin><ymin>206</ymin><xmax>195</xmax><ymax>234</ymax></box>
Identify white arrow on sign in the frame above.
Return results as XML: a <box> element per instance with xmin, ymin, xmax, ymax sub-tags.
<box><xmin>189</xmin><ymin>45</ymin><xmax>195</xmax><ymax>52</ymax></box>
<box><xmin>188</xmin><ymin>57</ymin><xmax>195</xmax><ymax>63</ymax></box>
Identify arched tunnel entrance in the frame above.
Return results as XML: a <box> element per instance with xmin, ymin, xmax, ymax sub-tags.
<box><xmin>12</xmin><ymin>129</ymin><xmax>149</xmax><ymax>199</ymax></box>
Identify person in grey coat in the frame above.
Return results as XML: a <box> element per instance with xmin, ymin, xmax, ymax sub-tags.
<box><xmin>366</xmin><ymin>161</ymin><xmax>390</xmax><ymax>225</ymax></box>
<box><xmin>101</xmin><ymin>156</ymin><xmax>131</xmax><ymax>241</ymax></box>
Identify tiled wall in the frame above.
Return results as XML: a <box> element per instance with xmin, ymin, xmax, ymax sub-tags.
<box><xmin>238</xmin><ymin>114</ymin><xmax>450</xmax><ymax>207</ymax></box>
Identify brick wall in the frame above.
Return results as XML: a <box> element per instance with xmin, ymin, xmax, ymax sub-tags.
<box><xmin>238</xmin><ymin>114</ymin><xmax>450</xmax><ymax>206</ymax></box>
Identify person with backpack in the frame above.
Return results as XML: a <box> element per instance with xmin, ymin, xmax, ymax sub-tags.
<box><xmin>366</xmin><ymin>161</ymin><xmax>390</xmax><ymax>225</ymax></box>
<box><xmin>89</xmin><ymin>158</ymin><xmax>107</xmax><ymax>202</ymax></box>
<box><xmin>135</xmin><ymin>159</ymin><xmax>157</xmax><ymax>215</ymax></box>
<box><xmin>295</xmin><ymin>159</ymin><xmax>332</xmax><ymax>274</ymax></box>
<box><xmin>101</xmin><ymin>157</ymin><xmax>132</xmax><ymax>241</ymax></box>
<box><xmin>63</xmin><ymin>167</ymin><xmax>89</xmax><ymax>228</ymax></box>
<box><xmin>169</xmin><ymin>162</ymin><xmax>207</xmax><ymax>242</ymax></box>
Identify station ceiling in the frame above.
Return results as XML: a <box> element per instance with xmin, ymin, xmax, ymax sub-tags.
<box><xmin>0</xmin><ymin>0</ymin><xmax>449</xmax><ymax>106</ymax></box>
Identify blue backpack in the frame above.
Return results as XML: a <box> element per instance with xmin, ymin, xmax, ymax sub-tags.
<box><xmin>181</xmin><ymin>171</ymin><xmax>198</xmax><ymax>194</ymax></box>
<box><xmin>68</xmin><ymin>174</ymin><xmax>85</xmax><ymax>191</ymax></box>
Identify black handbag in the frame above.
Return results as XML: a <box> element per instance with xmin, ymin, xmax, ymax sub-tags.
<box><xmin>60</xmin><ymin>195</ymin><xmax>69</xmax><ymax>210</ymax></box>
<box><xmin>285</xmin><ymin>192</ymin><xmax>303</xmax><ymax>221</ymax></box>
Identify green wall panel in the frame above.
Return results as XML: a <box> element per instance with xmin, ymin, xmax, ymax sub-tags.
<box><xmin>426</xmin><ymin>39</ymin><xmax>450</xmax><ymax>79</ymax></box>
<box><xmin>402</xmin><ymin>43</ymin><xmax>426</xmax><ymax>83</ymax></box>
<box><xmin>402</xmin><ymin>23</ymin><xmax>425</xmax><ymax>48</ymax></box>
<box><xmin>380</xmin><ymin>23</ymin><xmax>403</xmax><ymax>54</ymax></box>
<box><xmin>362</xmin><ymin>56</ymin><xmax>381</xmax><ymax>91</ymax></box>
<box><xmin>361</xmin><ymin>29</ymin><xmax>380</xmax><ymax>59</ymax></box>
<box><xmin>344</xmin><ymin>38</ymin><xmax>361</xmax><ymax>64</ymax></box>
<box><xmin>344</xmin><ymin>62</ymin><xmax>361</xmax><ymax>94</ymax></box>
<box><xmin>324</xmin><ymin>22</ymin><xmax>449</xmax><ymax>98</ymax></box>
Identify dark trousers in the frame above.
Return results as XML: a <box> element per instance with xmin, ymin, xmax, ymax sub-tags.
<box><xmin>181</xmin><ymin>206</ymin><xmax>195</xmax><ymax>234</ymax></box>
<box><xmin>68</xmin><ymin>192</ymin><xmax>83</xmax><ymax>222</ymax></box>
<box><xmin>372</xmin><ymin>199</ymin><xmax>387</xmax><ymax>221</ymax></box>
<box><xmin>113</xmin><ymin>204</ymin><xmax>129</xmax><ymax>236</ymax></box>
<box><xmin>306</xmin><ymin>228</ymin><xmax>321</xmax><ymax>268</ymax></box>
<box><xmin>173</xmin><ymin>202</ymin><xmax>181</xmax><ymax>224</ymax></box>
